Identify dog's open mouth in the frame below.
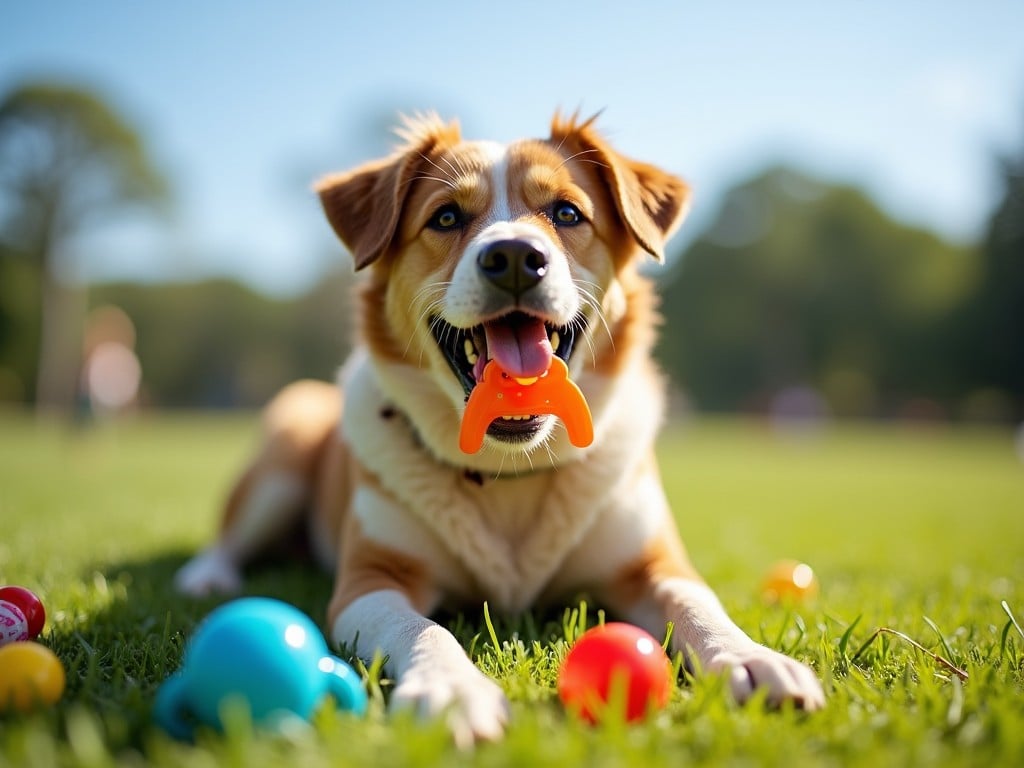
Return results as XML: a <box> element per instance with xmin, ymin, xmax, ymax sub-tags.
<box><xmin>431</xmin><ymin>311</ymin><xmax>582</xmax><ymax>441</ymax></box>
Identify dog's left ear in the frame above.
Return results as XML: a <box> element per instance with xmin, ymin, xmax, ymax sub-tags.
<box><xmin>316</xmin><ymin>114</ymin><xmax>462</xmax><ymax>270</ymax></box>
<box><xmin>551</xmin><ymin>114</ymin><xmax>690</xmax><ymax>262</ymax></box>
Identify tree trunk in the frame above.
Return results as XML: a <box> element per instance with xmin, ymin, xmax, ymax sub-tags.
<box><xmin>34</xmin><ymin>268</ymin><xmax>84</xmax><ymax>415</ymax></box>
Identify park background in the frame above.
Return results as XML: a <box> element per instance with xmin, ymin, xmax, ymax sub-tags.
<box><xmin>2</xmin><ymin>1</ymin><xmax>1023</xmax><ymax>423</ymax></box>
<box><xmin>2</xmin><ymin>5</ymin><xmax>1024</xmax><ymax>766</ymax></box>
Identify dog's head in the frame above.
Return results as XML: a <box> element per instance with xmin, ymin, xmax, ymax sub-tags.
<box><xmin>317</xmin><ymin>113</ymin><xmax>689</xmax><ymax>458</ymax></box>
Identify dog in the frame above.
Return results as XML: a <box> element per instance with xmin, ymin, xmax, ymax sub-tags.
<box><xmin>175</xmin><ymin>112</ymin><xmax>825</xmax><ymax>745</ymax></box>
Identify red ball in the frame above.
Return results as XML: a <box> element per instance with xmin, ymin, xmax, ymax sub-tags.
<box><xmin>0</xmin><ymin>587</ymin><xmax>46</xmax><ymax>639</ymax></box>
<box><xmin>558</xmin><ymin>622</ymin><xmax>672</xmax><ymax>723</ymax></box>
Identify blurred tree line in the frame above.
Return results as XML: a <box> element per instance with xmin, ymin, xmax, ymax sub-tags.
<box><xmin>88</xmin><ymin>274</ymin><xmax>352</xmax><ymax>407</ymax></box>
<box><xmin>1</xmin><ymin>81</ymin><xmax>1021</xmax><ymax>419</ymax></box>
<box><xmin>0</xmin><ymin>82</ymin><xmax>166</xmax><ymax>411</ymax></box>
<box><xmin>657</xmin><ymin>150</ymin><xmax>1023</xmax><ymax>421</ymax></box>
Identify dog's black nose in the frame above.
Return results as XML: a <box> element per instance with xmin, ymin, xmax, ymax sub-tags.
<box><xmin>477</xmin><ymin>238</ymin><xmax>549</xmax><ymax>296</ymax></box>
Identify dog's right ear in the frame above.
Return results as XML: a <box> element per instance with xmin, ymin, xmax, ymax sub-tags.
<box><xmin>550</xmin><ymin>112</ymin><xmax>690</xmax><ymax>264</ymax></box>
<box><xmin>316</xmin><ymin>114</ymin><xmax>461</xmax><ymax>270</ymax></box>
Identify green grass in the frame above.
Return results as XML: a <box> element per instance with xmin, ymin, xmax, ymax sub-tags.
<box><xmin>1</xmin><ymin>411</ymin><xmax>1023</xmax><ymax>766</ymax></box>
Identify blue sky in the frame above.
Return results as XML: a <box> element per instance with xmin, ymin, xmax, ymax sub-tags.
<box><xmin>3</xmin><ymin>1</ymin><xmax>1023</xmax><ymax>295</ymax></box>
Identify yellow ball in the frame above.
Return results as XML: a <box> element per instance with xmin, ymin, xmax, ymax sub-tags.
<box><xmin>761</xmin><ymin>560</ymin><xmax>819</xmax><ymax>603</ymax></box>
<box><xmin>0</xmin><ymin>642</ymin><xmax>65</xmax><ymax>712</ymax></box>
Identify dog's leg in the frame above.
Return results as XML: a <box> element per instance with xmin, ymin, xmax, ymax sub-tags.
<box><xmin>653</xmin><ymin>575</ymin><xmax>824</xmax><ymax>709</ymax></box>
<box><xmin>602</xmin><ymin>525</ymin><xmax>826</xmax><ymax>710</ymax></box>
<box><xmin>580</xmin><ymin>462</ymin><xmax>826</xmax><ymax>711</ymax></box>
<box><xmin>327</xmin><ymin>505</ymin><xmax>510</xmax><ymax>749</ymax></box>
<box><xmin>175</xmin><ymin>380</ymin><xmax>340</xmax><ymax>597</ymax></box>
<box><xmin>174</xmin><ymin>464</ymin><xmax>307</xmax><ymax>596</ymax></box>
<box><xmin>336</xmin><ymin>590</ymin><xmax>509</xmax><ymax>748</ymax></box>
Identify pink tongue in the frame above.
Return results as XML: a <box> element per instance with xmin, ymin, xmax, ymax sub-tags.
<box><xmin>483</xmin><ymin>317</ymin><xmax>553</xmax><ymax>378</ymax></box>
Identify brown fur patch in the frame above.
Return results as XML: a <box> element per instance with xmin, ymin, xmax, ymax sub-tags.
<box><xmin>316</xmin><ymin>114</ymin><xmax>463</xmax><ymax>269</ymax></box>
<box><xmin>220</xmin><ymin>379</ymin><xmax>340</xmax><ymax>534</ymax></box>
<box><xmin>309</xmin><ymin>421</ymin><xmax>355</xmax><ymax>563</ymax></box>
<box><xmin>591</xmin><ymin>273</ymin><xmax>662</xmax><ymax>376</ymax></box>
<box><xmin>548</xmin><ymin>112</ymin><xmax>690</xmax><ymax>262</ymax></box>
<box><xmin>603</xmin><ymin>526</ymin><xmax>703</xmax><ymax>613</ymax></box>
<box><xmin>327</xmin><ymin>507</ymin><xmax>436</xmax><ymax>625</ymax></box>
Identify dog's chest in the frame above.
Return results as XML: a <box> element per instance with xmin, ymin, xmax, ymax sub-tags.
<box><xmin>453</xmin><ymin>474</ymin><xmax>593</xmax><ymax>611</ymax></box>
<box><xmin>390</xmin><ymin>461</ymin><xmax>604</xmax><ymax>614</ymax></box>
<box><xmin>342</xmin><ymin>360</ymin><xmax>608</xmax><ymax>612</ymax></box>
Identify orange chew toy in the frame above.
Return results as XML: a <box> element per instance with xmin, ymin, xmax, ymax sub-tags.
<box><xmin>459</xmin><ymin>357</ymin><xmax>594</xmax><ymax>454</ymax></box>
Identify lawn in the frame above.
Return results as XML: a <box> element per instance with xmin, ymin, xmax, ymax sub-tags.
<box><xmin>1</xmin><ymin>411</ymin><xmax>1022</xmax><ymax>767</ymax></box>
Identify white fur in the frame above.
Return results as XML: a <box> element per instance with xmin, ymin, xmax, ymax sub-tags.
<box><xmin>334</xmin><ymin>589</ymin><xmax>509</xmax><ymax>749</ymax></box>
<box><xmin>477</xmin><ymin>141</ymin><xmax>510</xmax><ymax>225</ymax></box>
<box><xmin>647</xmin><ymin>579</ymin><xmax>826</xmax><ymax>710</ymax></box>
<box><xmin>222</xmin><ymin>472</ymin><xmax>306</xmax><ymax>560</ymax></box>
<box><xmin>341</xmin><ymin>354</ymin><xmax>662</xmax><ymax>612</ymax></box>
<box><xmin>175</xmin><ymin>471</ymin><xmax>305</xmax><ymax>596</ymax></box>
<box><xmin>174</xmin><ymin>545</ymin><xmax>243</xmax><ymax>596</ymax></box>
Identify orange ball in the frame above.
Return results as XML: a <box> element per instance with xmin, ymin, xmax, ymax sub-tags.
<box><xmin>0</xmin><ymin>642</ymin><xmax>65</xmax><ymax>712</ymax></box>
<box><xmin>761</xmin><ymin>560</ymin><xmax>819</xmax><ymax>603</ymax></box>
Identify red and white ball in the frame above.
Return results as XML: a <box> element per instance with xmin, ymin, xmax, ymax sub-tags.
<box><xmin>0</xmin><ymin>600</ymin><xmax>30</xmax><ymax>646</ymax></box>
<box><xmin>0</xmin><ymin>586</ymin><xmax>46</xmax><ymax>646</ymax></box>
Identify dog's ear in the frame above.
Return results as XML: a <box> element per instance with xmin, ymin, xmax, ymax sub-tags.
<box><xmin>316</xmin><ymin>114</ymin><xmax>462</xmax><ymax>270</ymax></box>
<box><xmin>550</xmin><ymin>113</ymin><xmax>690</xmax><ymax>263</ymax></box>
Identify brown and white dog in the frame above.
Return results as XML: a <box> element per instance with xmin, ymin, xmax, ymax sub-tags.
<box><xmin>175</xmin><ymin>113</ymin><xmax>824</xmax><ymax>745</ymax></box>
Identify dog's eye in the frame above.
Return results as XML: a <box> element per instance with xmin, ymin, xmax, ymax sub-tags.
<box><xmin>553</xmin><ymin>202</ymin><xmax>582</xmax><ymax>226</ymax></box>
<box><xmin>428</xmin><ymin>204</ymin><xmax>463</xmax><ymax>231</ymax></box>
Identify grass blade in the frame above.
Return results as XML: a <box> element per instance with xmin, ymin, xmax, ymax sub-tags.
<box><xmin>1001</xmin><ymin>600</ymin><xmax>1024</xmax><ymax>641</ymax></box>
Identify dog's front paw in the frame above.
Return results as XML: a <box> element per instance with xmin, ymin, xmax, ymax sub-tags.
<box><xmin>705</xmin><ymin>644</ymin><xmax>825</xmax><ymax>711</ymax></box>
<box><xmin>392</xmin><ymin>659</ymin><xmax>510</xmax><ymax>748</ymax></box>
<box><xmin>173</xmin><ymin>546</ymin><xmax>243</xmax><ymax>597</ymax></box>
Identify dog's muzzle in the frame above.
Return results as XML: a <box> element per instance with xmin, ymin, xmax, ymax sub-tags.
<box><xmin>476</xmin><ymin>237</ymin><xmax>550</xmax><ymax>299</ymax></box>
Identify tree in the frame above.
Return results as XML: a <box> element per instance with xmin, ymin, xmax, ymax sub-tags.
<box><xmin>954</xmin><ymin>131</ymin><xmax>1024</xmax><ymax>419</ymax></box>
<box><xmin>0</xmin><ymin>81</ymin><xmax>167</xmax><ymax>412</ymax></box>
<box><xmin>89</xmin><ymin>273</ymin><xmax>353</xmax><ymax>408</ymax></box>
<box><xmin>657</xmin><ymin>167</ymin><xmax>975</xmax><ymax>416</ymax></box>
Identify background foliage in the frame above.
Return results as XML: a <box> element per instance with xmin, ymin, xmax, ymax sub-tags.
<box><xmin>0</xmin><ymin>81</ymin><xmax>1022</xmax><ymax>420</ymax></box>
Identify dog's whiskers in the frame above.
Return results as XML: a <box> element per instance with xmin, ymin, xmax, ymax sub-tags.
<box><xmin>572</xmin><ymin>280</ymin><xmax>613</xmax><ymax>363</ymax></box>
<box><xmin>522</xmin><ymin>449</ymin><xmax>535</xmax><ymax>473</ymax></box>
<box><xmin>424</xmin><ymin>312</ymin><xmax>457</xmax><ymax>365</ymax></box>
<box><xmin>418</xmin><ymin>152</ymin><xmax>458</xmax><ymax>185</ymax></box>
<box><xmin>551</xmin><ymin>129</ymin><xmax>570</xmax><ymax>157</ymax></box>
<box><xmin>406</xmin><ymin>282</ymin><xmax>452</xmax><ymax>361</ymax></box>
<box><xmin>412</xmin><ymin>280</ymin><xmax>451</xmax><ymax>308</ymax></box>
<box><xmin>494</xmin><ymin>450</ymin><xmax>509</xmax><ymax>480</ymax></box>
<box><xmin>552</xmin><ymin>148</ymin><xmax>607</xmax><ymax>176</ymax></box>
<box><xmin>571</xmin><ymin>156</ymin><xmax>611</xmax><ymax>171</ymax></box>
<box><xmin>541</xmin><ymin>439</ymin><xmax>558</xmax><ymax>471</ymax></box>
<box><xmin>436</xmin><ymin>152</ymin><xmax>467</xmax><ymax>183</ymax></box>
<box><xmin>407</xmin><ymin>173</ymin><xmax>456</xmax><ymax>192</ymax></box>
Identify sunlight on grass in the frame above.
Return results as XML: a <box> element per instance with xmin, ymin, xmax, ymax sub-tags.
<box><xmin>1</xmin><ymin>412</ymin><xmax>1022</xmax><ymax>766</ymax></box>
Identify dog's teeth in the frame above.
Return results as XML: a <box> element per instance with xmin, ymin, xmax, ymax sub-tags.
<box><xmin>464</xmin><ymin>338</ymin><xmax>479</xmax><ymax>365</ymax></box>
<box><xmin>549</xmin><ymin>330</ymin><xmax>560</xmax><ymax>350</ymax></box>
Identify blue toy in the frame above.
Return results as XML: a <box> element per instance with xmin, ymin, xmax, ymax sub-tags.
<box><xmin>154</xmin><ymin>597</ymin><xmax>367</xmax><ymax>739</ymax></box>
